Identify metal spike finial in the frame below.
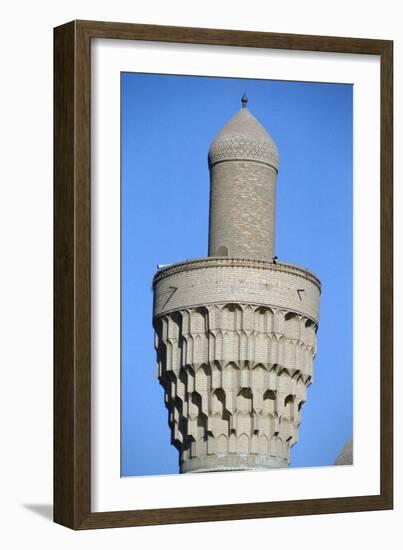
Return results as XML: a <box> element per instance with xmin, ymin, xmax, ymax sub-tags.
<box><xmin>241</xmin><ymin>93</ymin><xmax>248</xmax><ymax>109</ymax></box>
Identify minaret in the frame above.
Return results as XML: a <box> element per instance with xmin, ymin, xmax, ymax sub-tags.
<box><xmin>153</xmin><ymin>97</ymin><xmax>321</xmax><ymax>473</ymax></box>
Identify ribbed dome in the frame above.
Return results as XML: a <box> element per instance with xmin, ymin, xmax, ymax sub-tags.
<box><xmin>208</xmin><ymin>108</ymin><xmax>279</xmax><ymax>171</ymax></box>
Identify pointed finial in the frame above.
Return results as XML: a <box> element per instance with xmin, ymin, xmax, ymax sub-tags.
<box><xmin>241</xmin><ymin>93</ymin><xmax>248</xmax><ymax>109</ymax></box>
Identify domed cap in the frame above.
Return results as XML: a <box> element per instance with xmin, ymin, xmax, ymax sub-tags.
<box><xmin>208</xmin><ymin>98</ymin><xmax>279</xmax><ymax>171</ymax></box>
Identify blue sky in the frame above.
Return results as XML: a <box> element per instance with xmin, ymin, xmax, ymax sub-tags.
<box><xmin>121</xmin><ymin>72</ymin><xmax>353</xmax><ymax>477</ymax></box>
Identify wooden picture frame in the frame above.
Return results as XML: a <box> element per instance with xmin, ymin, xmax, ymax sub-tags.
<box><xmin>54</xmin><ymin>19</ymin><xmax>393</xmax><ymax>529</ymax></box>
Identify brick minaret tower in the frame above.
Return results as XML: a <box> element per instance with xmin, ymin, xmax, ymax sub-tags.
<box><xmin>153</xmin><ymin>96</ymin><xmax>321</xmax><ymax>473</ymax></box>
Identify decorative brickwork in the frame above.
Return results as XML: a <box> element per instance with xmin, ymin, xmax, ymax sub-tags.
<box><xmin>208</xmin><ymin>108</ymin><xmax>279</xmax><ymax>170</ymax></box>
<box><xmin>154</xmin><ymin>302</ymin><xmax>317</xmax><ymax>472</ymax></box>
<box><xmin>152</xmin><ymin>100</ymin><xmax>321</xmax><ymax>473</ymax></box>
<box><xmin>153</xmin><ymin>259</ymin><xmax>321</xmax><ymax>322</ymax></box>
<box><xmin>209</xmin><ymin>161</ymin><xmax>277</xmax><ymax>260</ymax></box>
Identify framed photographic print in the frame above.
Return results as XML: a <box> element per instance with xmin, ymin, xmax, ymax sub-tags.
<box><xmin>54</xmin><ymin>20</ymin><xmax>393</xmax><ymax>529</ymax></box>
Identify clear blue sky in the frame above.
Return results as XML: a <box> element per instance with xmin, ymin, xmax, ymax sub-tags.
<box><xmin>121</xmin><ymin>72</ymin><xmax>353</xmax><ymax>477</ymax></box>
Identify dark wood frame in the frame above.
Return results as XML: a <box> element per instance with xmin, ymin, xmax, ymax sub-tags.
<box><xmin>54</xmin><ymin>19</ymin><xmax>393</xmax><ymax>530</ymax></box>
